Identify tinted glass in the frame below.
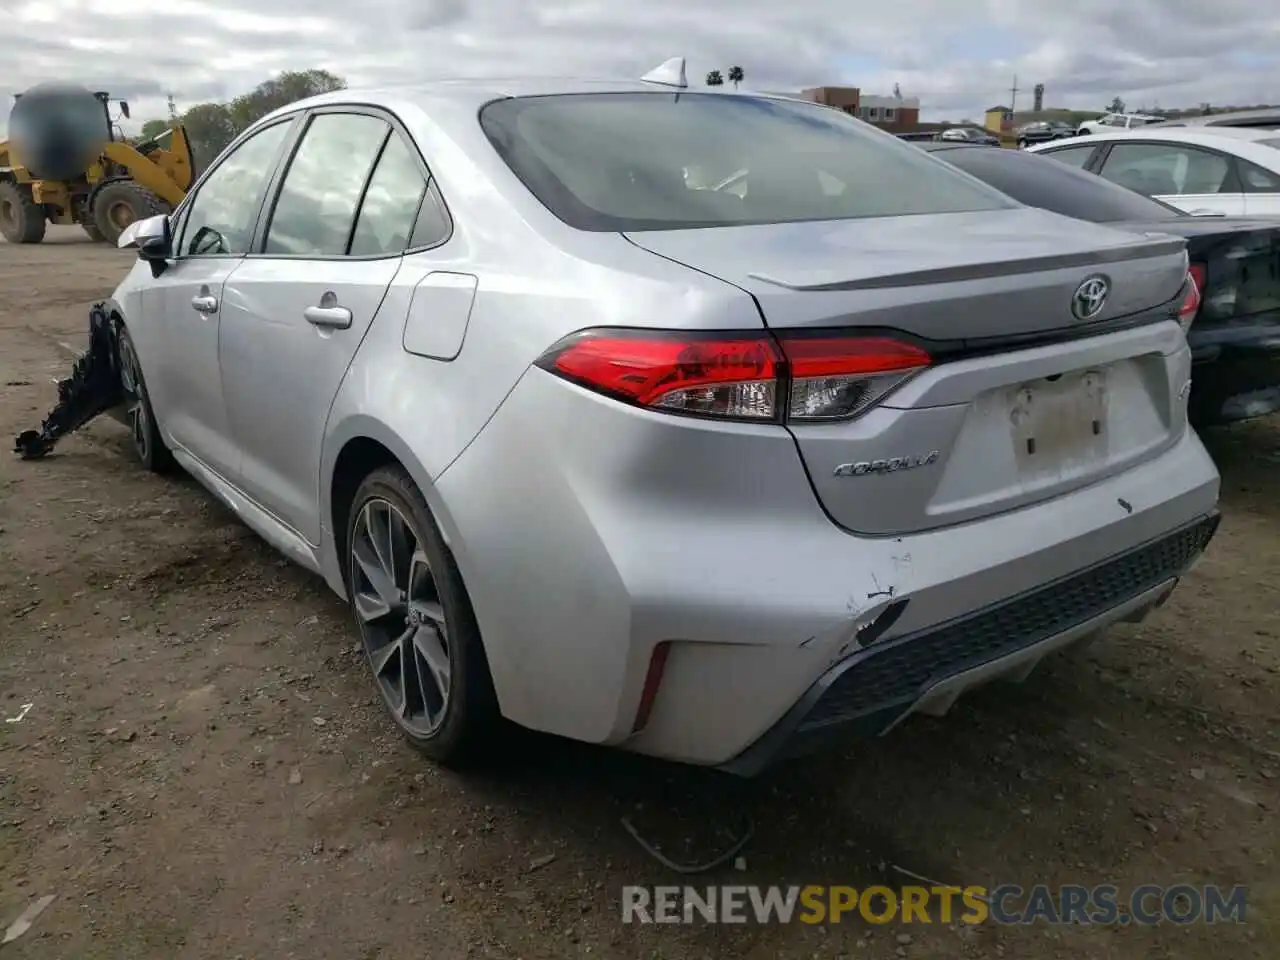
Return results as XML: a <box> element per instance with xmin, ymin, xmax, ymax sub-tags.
<box><xmin>1240</xmin><ymin>159</ymin><xmax>1280</xmax><ymax>192</ymax></box>
<box><xmin>180</xmin><ymin>120</ymin><xmax>291</xmax><ymax>256</ymax></box>
<box><xmin>1039</xmin><ymin>145</ymin><xmax>1096</xmax><ymax>169</ymax></box>
<box><xmin>410</xmin><ymin>182</ymin><xmax>451</xmax><ymax>248</ymax></box>
<box><xmin>265</xmin><ymin>113</ymin><xmax>390</xmax><ymax>256</ymax></box>
<box><xmin>348</xmin><ymin>133</ymin><xmax>428</xmax><ymax>256</ymax></box>
<box><xmin>935</xmin><ymin>146</ymin><xmax>1182</xmax><ymax>223</ymax></box>
<box><xmin>1099</xmin><ymin>143</ymin><xmax>1231</xmax><ymax>196</ymax></box>
<box><xmin>480</xmin><ymin>93</ymin><xmax>1013</xmax><ymax>232</ymax></box>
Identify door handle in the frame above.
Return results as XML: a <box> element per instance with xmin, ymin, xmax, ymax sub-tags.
<box><xmin>191</xmin><ymin>294</ymin><xmax>218</xmax><ymax>314</ymax></box>
<box><xmin>304</xmin><ymin>305</ymin><xmax>353</xmax><ymax>329</ymax></box>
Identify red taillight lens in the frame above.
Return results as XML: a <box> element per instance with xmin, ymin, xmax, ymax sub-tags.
<box><xmin>1179</xmin><ymin>264</ymin><xmax>1205</xmax><ymax>329</ymax></box>
<box><xmin>535</xmin><ymin>328</ymin><xmax>931</xmax><ymax>423</ymax></box>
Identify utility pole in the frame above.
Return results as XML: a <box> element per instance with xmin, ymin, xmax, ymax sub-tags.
<box><xmin>1009</xmin><ymin>75</ymin><xmax>1019</xmax><ymax>117</ymax></box>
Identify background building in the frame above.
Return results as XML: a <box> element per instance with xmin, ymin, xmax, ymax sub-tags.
<box><xmin>797</xmin><ymin>86</ymin><xmax>921</xmax><ymax>132</ymax></box>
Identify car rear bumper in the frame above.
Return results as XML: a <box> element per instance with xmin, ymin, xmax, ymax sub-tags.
<box><xmin>720</xmin><ymin>512</ymin><xmax>1218</xmax><ymax>775</ymax></box>
<box><xmin>1188</xmin><ymin>319</ymin><xmax>1280</xmax><ymax>424</ymax></box>
<box><xmin>436</xmin><ymin>369</ymin><xmax>1221</xmax><ymax>769</ymax></box>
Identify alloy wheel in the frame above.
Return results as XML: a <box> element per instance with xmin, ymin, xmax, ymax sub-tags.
<box><xmin>350</xmin><ymin>498</ymin><xmax>451</xmax><ymax>736</ymax></box>
<box><xmin>116</xmin><ymin>335</ymin><xmax>151</xmax><ymax>463</ymax></box>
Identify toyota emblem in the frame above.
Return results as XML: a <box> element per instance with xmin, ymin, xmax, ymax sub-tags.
<box><xmin>1071</xmin><ymin>275</ymin><xmax>1110</xmax><ymax>321</ymax></box>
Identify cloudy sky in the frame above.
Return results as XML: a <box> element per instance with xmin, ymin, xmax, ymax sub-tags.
<box><xmin>3</xmin><ymin>0</ymin><xmax>1279</xmax><ymax>136</ymax></box>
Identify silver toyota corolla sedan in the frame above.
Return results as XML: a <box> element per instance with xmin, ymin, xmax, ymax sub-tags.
<box><xmin>106</xmin><ymin>67</ymin><xmax>1221</xmax><ymax>775</ymax></box>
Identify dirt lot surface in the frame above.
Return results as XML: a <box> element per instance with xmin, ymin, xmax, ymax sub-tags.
<box><xmin>1</xmin><ymin>228</ymin><xmax>1278</xmax><ymax>959</ymax></box>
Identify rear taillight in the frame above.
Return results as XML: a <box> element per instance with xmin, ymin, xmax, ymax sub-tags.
<box><xmin>1179</xmin><ymin>265</ymin><xmax>1205</xmax><ymax>331</ymax></box>
<box><xmin>535</xmin><ymin>328</ymin><xmax>931</xmax><ymax>423</ymax></box>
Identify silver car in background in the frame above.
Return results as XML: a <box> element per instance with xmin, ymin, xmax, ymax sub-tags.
<box><xmin>107</xmin><ymin>75</ymin><xmax>1220</xmax><ymax>775</ymax></box>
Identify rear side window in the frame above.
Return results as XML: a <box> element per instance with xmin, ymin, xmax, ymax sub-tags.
<box><xmin>1040</xmin><ymin>145</ymin><xmax>1096</xmax><ymax>169</ymax></box>
<box><xmin>265</xmin><ymin>113</ymin><xmax>390</xmax><ymax>256</ymax></box>
<box><xmin>348</xmin><ymin>133</ymin><xmax>428</xmax><ymax>256</ymax></box>
<box><xmin>479</xmin><ymin>93</ymin><xmax>1014</xmax><ymax>232</ymax></box>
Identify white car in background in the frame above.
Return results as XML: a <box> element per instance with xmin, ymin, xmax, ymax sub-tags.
<box><xmin>1076</xmin><ymin>112</ymin><xmax>1163</xmax><ymax>136</ymax></box>
<box><xmin>1027</xmin><ymin>127</ymin><xmax>1280</xmax><ymax>217</ymax></box>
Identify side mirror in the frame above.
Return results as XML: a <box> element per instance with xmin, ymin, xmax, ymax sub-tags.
<box><xmin>118</xmin><ymin>214</ymin><xmax>172</xmax><ymax>277</ymax></box>
<box><xmin>119</xmin><ymin>100</ymin><xmax>131</xmax><ymax>119</ymax></box>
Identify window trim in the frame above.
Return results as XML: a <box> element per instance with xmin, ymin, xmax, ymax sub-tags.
<box><xmin>1036</xmin><ymin>142</ymin><xmax>1104</xmax><ymax>169</ymax></box>
<box><xmin>884</xmin><ymin>107</ymin><xmax>896</xmax><ymax>122</ymax></box>
<box><xmin>170</xmin><ymin>116</ymin><xmax>301</xmax><ymax>261</ymax></box>
<box><xmin>1091</xmin><ymin>140</ymin><xmax>1244</xmax><ymax>195</ymax></box>
<box><xmin>247</xmin><ymin>103</ymin><xmax>455</xmax><ymax>263</ymax></box>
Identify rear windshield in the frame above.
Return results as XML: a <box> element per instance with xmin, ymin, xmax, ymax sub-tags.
<box><xmin>479</xmin><ymin>93</ymin><xmax>1015</xmax><ymax>231</ymax></box>
<box><xmin>932</xmin><ymin>146</ymin><xmax>1185</xmax><ymax>223</ymax></box>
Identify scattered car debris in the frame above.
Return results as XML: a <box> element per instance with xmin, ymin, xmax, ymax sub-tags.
<box><xmin>2</xmin><ymin>893</ymin><xmax>56</xmax><ymax>945</ymax></box>
<box><xmin>4</xmin><ymin>702</ymin><xmax>33</xmax><ymax>724</ymax></box>
<box><xmin>621</xmin><ymin>813</ymin><xmax>754</xmax><ymax>875</ymax></box>
<box><xmin>13</xmin><ymin>303</ymin><xmax>122</xmax><ymax>460</ymax></box>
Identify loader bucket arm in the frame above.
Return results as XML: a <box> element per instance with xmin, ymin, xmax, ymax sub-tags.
<box><xmin>101</xmin><ymin>141</ymin><xmax>188</xmax><ymax>207</ymax></box>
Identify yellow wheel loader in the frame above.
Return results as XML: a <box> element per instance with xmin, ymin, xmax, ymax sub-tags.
<box><xmin>0</xmin><ymin>82</ymin><xmax>195</xmax><ymax>246</ymax></box>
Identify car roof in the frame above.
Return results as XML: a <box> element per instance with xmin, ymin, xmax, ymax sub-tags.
<box><xmin>1028</xmin><ymin>127</ymin><xmax>1279</xmax><ymax>151</ymax></box>
<box><xmin>1147</xmin><ymin>108</ymin><xmax>1280</xmax><ymax>128</ymax></box>
<box><xmin>255</xmin><ymin>79</ymin><xmax>807</xmax><ymax>125</ymax></box>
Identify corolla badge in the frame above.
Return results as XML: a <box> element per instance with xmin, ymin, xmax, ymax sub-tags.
<box><xmin>1071</xmin><ymin>275</ymin><xmax>1110</xmax><ymax>321</ymax></box>
<box><xmin>833</xmin><ymin>451</ymin><xmax>939</xmax><ymax>478</ymax></box>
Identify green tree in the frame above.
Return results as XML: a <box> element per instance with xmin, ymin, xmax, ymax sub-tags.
<box><xmin>727</xmin><ymin>66</ymin><xmax>745</xmax><ymax>90</ymax></box>
<box><xmin>1106</xmin><ymin>96</ymin><xmax>1126</xmax><ymax>113</ymax></box>
<box><xmin>226</xmin><ymin>69</ymin><xmax>347</xmax><ymax>132</ymax></box>
<box><xmin>180</xmin><ymin>102</ymin><xmax>237</xmax><ymax>167</ymax></box>
<box><xmin>706</xmin><ymin>69</ymin><xmax>724</xmax><ymax>87</ymax></box>
<box><xmin>139</xmin><ymin>118</ymin><xmax>170</xmax><ymax>141</ymax></box>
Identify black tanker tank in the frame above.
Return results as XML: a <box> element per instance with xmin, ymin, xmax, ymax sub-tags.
<box><xmin>9</xmin><ymin>82</ymin><xmax>112</xmax><ymax>181</ymax></box>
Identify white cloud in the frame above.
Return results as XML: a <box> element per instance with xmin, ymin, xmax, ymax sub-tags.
<box><xmin>2</xmin><ymin>0</ymin><xmax>1278</xmax><ymax>136</ymax></box>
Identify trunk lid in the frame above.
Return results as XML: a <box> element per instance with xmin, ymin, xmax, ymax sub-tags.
<box><xmin>626</xmin><ymin>208</ymin><xmax>1193</xmax><ymax>536</ymax></box>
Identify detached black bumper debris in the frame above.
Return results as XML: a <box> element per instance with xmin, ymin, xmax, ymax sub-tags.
<box><xmin>13</xmin><ymin>302</ymin><xmax>123</xmax><ymax>460</ymax></box>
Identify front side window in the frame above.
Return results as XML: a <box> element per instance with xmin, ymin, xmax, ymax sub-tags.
<box><xmin>179</xmin><ymin>120</ymin><xmax>292</xmax><ymax>257</ymax></box>
<box><xmin>264</xmin><ymin>113</ymin><xmax>390</xmax><ymax>257</ymax></box>
<box><xmin>480</xmin><ymin>93</ymin><xmax>1014</xmax><ymax>232</ymax></box>
<box><xmin>1099</xmin><ymin>143</ymin><xmax>1232</xmax><ymax>196</ymax></box>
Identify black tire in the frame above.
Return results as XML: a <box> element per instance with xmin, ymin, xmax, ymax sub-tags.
<box><xmin>0</xmin><ymin>180</ymin><xmax>46</xmax><ymax>244</ymax></box>
<box><xmin>345</xmin><ymin>465</ymin><xmax>501</xmax><ymax>767</ymax></box>
<box><xmin>82</xmin><ymin>221</ymin><xmax>105</xmax><ymax>242</ymax></box>
<box><xmin>1016</xmin><ymin>138</ymin><xmax>1028</xmax><ymax>149</ymax></box>
<box><xmin>92</xmin><ymin>181</ymin><xmax>168</xmax><ymax>246</ymax></box>
<box><xmin>115</xmin><ymin>325</ymin><xmax>176</xmax><ymax>474</ymax></box>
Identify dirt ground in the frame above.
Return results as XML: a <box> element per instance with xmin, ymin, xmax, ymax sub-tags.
<box><xmin>1</xmin><ymin>229</ymin><xmax>1277</xmax><ymax>960</ymax></box>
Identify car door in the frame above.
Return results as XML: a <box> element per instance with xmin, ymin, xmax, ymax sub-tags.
<box><xmin>1237</xmin><ymin>157</ymin><xmax>1280</xmax><ymax>215</ymax></box>
<box><xmin>146</xmin><ymin>118</ymin><xmax>296</xmax><ymax>479</ymax></box>
<box><xmin>218</xmin><ymin>108</ymin><xmax>442</xmax><ymax>544</ymax></box>
<box><xmin>1094</xmin><ymin>141</ymin><xmax>1246</xmax><ymax>215</ymax></box>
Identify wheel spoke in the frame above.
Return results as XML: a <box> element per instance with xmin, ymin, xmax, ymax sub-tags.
<box><xmin>353</xmin><ymin>510</ymin><xmax>403</xmax><ymax>610</ymax></box>
<box><xmin>413</xmin><ymin>626</ymin><xmax>450</xmax><ymax>721</ymax></box>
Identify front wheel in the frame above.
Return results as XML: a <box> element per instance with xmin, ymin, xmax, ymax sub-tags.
<box><xmin>0</xmin><ymin>181</ymin><xmax>46</xmax><ymax>243</ymax></box>
<box><xmin>346</xmin><ymin>465</ymin><xmax>501</xmax><ymax>766</ymax></box>
<box><xmin>115</xmin><ymin>326</ymin><xmax>176</xmax><ymax>474</ymax></box>
<box><xmin>92</xmin><ymin>181</ymin><xmax>169</xmax><ymax>246</ymax></box>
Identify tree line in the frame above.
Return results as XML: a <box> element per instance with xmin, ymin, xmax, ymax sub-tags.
<box><xmin>138</xmin><ymin>69</ymin><xmax>346</xmax><ymax>166</ymax></box>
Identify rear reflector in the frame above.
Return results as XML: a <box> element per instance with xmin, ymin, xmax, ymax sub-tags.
<box><xmin>632</xmin><ymin>641</ymin><xmax>671</xmax><ymax>733</ymax></box>
<box><xmin>535</xmin><ymin>328</ymin><xmax>930</xmax><ymax>423</ymax></box>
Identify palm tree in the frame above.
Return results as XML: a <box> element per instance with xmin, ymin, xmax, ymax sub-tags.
<box><xmin>727</xmin><ymin>66</ymin><xmax>745</xmax><ymax>90</ymax></box>
<box><xmin>706</xmin><ymin>70</ymin><xmax>724</xmax><ymax>87</ymax></box>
